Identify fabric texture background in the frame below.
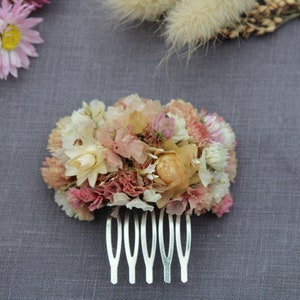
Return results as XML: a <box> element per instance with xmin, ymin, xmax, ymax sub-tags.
<box><xmin>0</xmin><ymin>1</ymin><xmax>299</xmax><ymax>299</ymax></box>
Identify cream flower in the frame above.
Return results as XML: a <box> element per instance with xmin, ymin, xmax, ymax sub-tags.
<box><xmin>65</xmin><ymin>144</ymin><xmax>107</xmax><ymax>187</ymax></box>
<box><xmin>140</xmin><ymin>164</ymin><xmax>158</xmax><ymax>181</ymax></box>
<box><xmin>167</xmin><ymin>112</ymin><xmax>190</xmax><ymax>143</ymax></box>
<box><xmin>192</xmin><ymin>151</ymin><xmax>213</xmax><ymax>187</ymax></box>
<box><xmin>71</xmin><ymin>100</ymin><xmax>105</xmax><ymax>128</ymax></box>
<box><xmin>143</xmin><ymin>189</ymin><xmax>162</xmax><ymax>203</ymax></box>
<box><xmin>126</xmin><ymin>197</ymin><xmax>154</xmax><ymax>211</ymax></box>
<box><xmin>211</xmin><ymin>172</ymin><xmax>230</xmax><ymax>203</ymax></box>
<box><xmin>221</xmin><ymin>123</ymin><xmax>236</xmax><ymax>150</ymax></box>
<box><xmin>205</xmin><ymin>142</ymin><xmax>229</xmax><ymax>170</ymax></box>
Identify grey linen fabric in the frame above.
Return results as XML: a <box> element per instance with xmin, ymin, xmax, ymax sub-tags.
<box><xmin>0</xmin><ymin>1</ymin><xmax>299</xmax><ymax>299</ymax></box>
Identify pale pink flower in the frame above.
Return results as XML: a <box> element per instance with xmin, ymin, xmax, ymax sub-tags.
<box><xmin>185</xmin><ymin>186</ymin><xmax>212</xmax><ymax>215</ymax></box>
<box><xmin>166</xmin><ymin>99</ymin><xmax>199</xmax><ymax>127</ymax></box>
<box><xmin>189</xmin><ymin>121</ymin><xmax>211</xmax><ymax>145</ymax></box>
<box><xmin>151</xmin><ymin>113</ymin><xmax>175</xmax><ymax>139</ymax></box>
<box><xmin>211</xmin><ymin>192</ymin><xmax>233</xmax><ymax>218</ymax></box>
<box><xmin>41</xmin><ymin>157</ymin><xmax>70</xmax><ymax>190</ymax></box>
<box><xmin>166</xmin><ymin>186</ymin><xmax>212</xmax><ymax>216</ymax></box>
<box><xmin>0</xmin><ymin>0</ymin><xmax>43</xmax><ymax>80</ymax></box>
<box><xmin>204</xmin><ymin>114</ymin><xmax>224</xmax><ymax>143</ymax></box>
<box><xmin>97</xmin><ymin>127</ymin><xmax>148</xmax><ymax>164</ymax></box>
<box><xmin>204</xmin><ymin>114</ymin><xmax>236</xmax><ymax>150</ymax></box>
<box><xmin>166</xmin><ymin>197</ymin><xmax>187</xmax><ymax>215</ymax></box>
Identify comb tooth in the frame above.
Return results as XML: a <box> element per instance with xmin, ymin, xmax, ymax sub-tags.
<box><xmin>124</xmin><ymin>210</ymin><xmax>140</xmax><ymax>284</ymax></box>
<box><xmin>158</xmin><ymin>208</ymin><xmax>174</xmax><ymax>283</ymax></box>
<box><xmin>106</xmin><ymin>214</ymin><xmax>122</xmax><ymax>284</ymax></box>
<box><xmin>141</xmin><ymin>210</ymin><xmax>157</xmax><ymax>284</ymax></box>
<box><xmin>175</xmin><ymin>214</ymin><xmax>191</xmax><ymax>283</ymax></box>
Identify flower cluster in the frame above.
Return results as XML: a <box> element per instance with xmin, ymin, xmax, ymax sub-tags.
<box><xmin>0</xmin><ymin>0</ymin><xmax>46</xmax><ymax>80</ymax></box>
<box><xmin>41</xmin><ymin>95</ymin><xmax>237</xmax><ymax>221</ymax></box>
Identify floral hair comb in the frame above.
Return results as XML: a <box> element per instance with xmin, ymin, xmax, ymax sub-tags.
<box><xmin>41</xmin><ymin>95</ymin><xmax>237</xmax><ymax>283</ymax></box>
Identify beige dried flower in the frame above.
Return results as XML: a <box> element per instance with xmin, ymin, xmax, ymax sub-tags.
<box><xmin>221</xmin><ymin>0</ymin><xmax>300</xmax><ymax>41</ymax></box>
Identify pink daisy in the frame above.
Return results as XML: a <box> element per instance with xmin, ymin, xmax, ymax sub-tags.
<box><xmin>10</xmin><ymin>0</ymin><xmax>50</xmax><ymax>10</ymax></box>
<box><xmin>0</xmin><ymin>0</ymin><xmax>43</xmax><ymax>80</ymax></box>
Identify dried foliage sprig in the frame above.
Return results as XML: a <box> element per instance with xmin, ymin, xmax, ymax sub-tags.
<box><xmin>221</xmin><ymin>0</ymin><xmax>300</xmax><ymax>40</ymax></box>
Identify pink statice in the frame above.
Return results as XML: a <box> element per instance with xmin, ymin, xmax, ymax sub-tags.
<box><xmin>151</xmin><ymin>113</ymin><xmax>175</xmax><ymax>139</ymax></box>
<box><xmin>211</xmin><ymin>192</ymin><xmax>233</xmax><ymax>218</ymax></box>
<box><xmin>166</xmin><ymin>99</ymin><xmax>199</xmax><ymax>127</ymax></box>
<box><xmin>0</xmin><ymin>0</ymin><xmax>43</xmax><ymax>80</ymax></box>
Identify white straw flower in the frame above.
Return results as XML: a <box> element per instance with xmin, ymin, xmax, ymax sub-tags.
<box><xmin>211</xmin><ymin>172</ymin><xmax>230</xmax><ymax>203</ymax></box>
<box><xmin>108</xmin><ymin>193</ymin><xmax>130</xmax><ymax>206</ymax></box>
<box><xmin>126</xmin><ymin>197</ymin><xmax>154</xmax><ymax>211</ymax></box>
<box><xmin>143</xmin><ymin>189</ymin><xmax>162</xmax><ymax>203</ymax></box>
<box><xmin>65</xmin><ymin>144</ymin><xmax>107</xmax><ymax>187</ymax></box>
<box><xmin>205</xmin><ymin>143</ymin><xmax>229</xmax><ymax>171</ymax></box>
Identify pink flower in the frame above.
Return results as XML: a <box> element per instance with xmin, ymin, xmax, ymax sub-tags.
<box><xmin>204</xmin><ymin>114</ymin><xmax>224</xmax><ymax>143</ymax></box>
<box><xmin>151</xmin><ymin>113</ymin><xmax>175</xmax><ymax>139</ymax></box>
<box><xmin>116</xmin><ymin>170</ymin><xmax>146</xmax><ymax>197</ymax></box>
<box><xmin>211</xmin><ymin>192</ymin><xmax>233</xmax><ymax>218</ymax></box>
<box><xmin>185</xmin><ymin>186</ymin><xmax>212</xmax><ymax>215</ymax></box>
<box><xmin>10</xmin><ymin>0</ymin><xmax>50</xmax><ymax>9</ymax></box>
<box><xmin>189</xmin><ymin>121</ymin><xmax>211</xmax><ymax>145</ymax></box>
<box><xmin>68</xmin><ymin>170</ymin><xmax>146</xmax><ymax>211</ymax></box>
<box><xmin>166</xmin><ymin>197</ymin><xmax>187</xmax><ymax>215</ymax></box>
<box><xmin>68</xmin><ymin>187</ymin><xmax>109</xmax><ymax>211</ymax></box>
<box><xmin>166</xmin><ymin>186</ymin><xmax>212</xmax><ymax>215</ymax></box>
<box><xmin>97</xmin><ymin>127</ymin><xmax>148</xmax><ymax>164</ymax></box>
<box><xmin>166</xmin><ymin>99</ymin><xmax>199</xmax><ymax>127</ymax></box>
<box><xmin>0</xmin><ymin>0</ymin><xmax>43</xmax><ymax>80</ymax></box>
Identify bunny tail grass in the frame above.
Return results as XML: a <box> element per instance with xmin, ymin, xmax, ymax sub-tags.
<box><xmin>163</xmin><ymin>0</ymin><xmax>255</xmax><ymax>57</ymax></box>
<box><xmin>104</xmin><ymin>0</ymin><xmax>178</xmax><ymax>23</ymax></box>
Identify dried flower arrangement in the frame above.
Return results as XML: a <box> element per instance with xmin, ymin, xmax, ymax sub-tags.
<box><xmin>41</xmin><ymin>95</ymin><xmax>237</xmax><ymax>221</ymax></box>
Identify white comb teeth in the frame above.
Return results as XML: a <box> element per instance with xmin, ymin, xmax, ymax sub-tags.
<box><xmin>106</xmin><ymin>209</ymin><xmax>191</xmax><ymax>284</ymax></box>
